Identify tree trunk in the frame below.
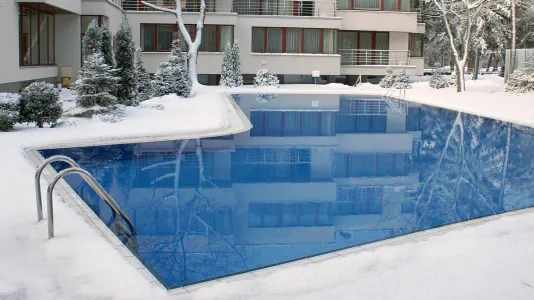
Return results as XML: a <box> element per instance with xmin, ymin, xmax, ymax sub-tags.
<box><xmin>510</xmin><ymin>0</ymin><xmax>517</xmax><ymax>74</ymax></box>
<box><xmin>188</xmin><ymin>49</ymin><xmax>200</xmax><ymax>87</ymax></box>
<box><xmin>472</xmin><ymin>49</ymin><xmax>481</xmax><ymax>80</ymax></box>
<box><xmin>486</xmin><ymin>54</ymin><xmax>493</xmax><ymax>73</ymax></box>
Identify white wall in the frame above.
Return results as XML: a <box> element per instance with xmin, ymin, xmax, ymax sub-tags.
<box><xmin>14</xmin><ymin>0</ymin><xmax>82</xmax><ymax>14</ymax></box>
<box><xmin>55</xmin><ymin>14</ymin><xmax>82</xmax><ymax>83</ymax></box>
<box><xmin>82</xmin><ymin>0</ymin><xmax>125</xmax><ymax>32</ymax></box>
<box><xmin>0</xmin><ymin>1</ymin><xmax>58</xmax><ymax>89</ymax></box>
<box><xmin>338</xmin><ymin>10</ymin><xmax>418</xmax><ymax>33</ymax></box>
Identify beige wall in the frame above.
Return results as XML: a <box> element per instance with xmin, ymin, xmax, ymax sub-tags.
<box><xmin>14</xmin><ymin>0</ymin><xmax>82</xmax><ymax>14</ymax></box>
<box><xmin>55</xmin><ymin>14</ymin><xmax>82</xmax><ymax>84</ymax></box>
<box><xmin>338</xmin><ymin>10</ymin><xmax>419</xmax><ymax>33</ymax></box>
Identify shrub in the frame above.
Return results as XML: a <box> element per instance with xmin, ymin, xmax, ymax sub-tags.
<box><xmin>506</xmin><ymin>57</ymin><xmax>534</xmax><ymax>93</ymax></box>
<box><xmin>379</xmin><ymin>67</ymin><xmax>396</xmax><ymax>88</ymax></box>
<box><xmin>19</xmin><ymin>82</ymin><xmax>63</xmax><ymax>128</ymax></box>
<box><xmin>0</xmin><ymin>110</ymin><xmax>14</xmax><ymax>132</ymax></box>
<box><xmin>429</xmin><ymin>68</ymin><xmax>449</xmax><ymax>89</ymax></box>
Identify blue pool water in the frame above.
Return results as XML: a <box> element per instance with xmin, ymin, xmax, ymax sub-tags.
<box><xmin>41</xmin><ymin>94</ymin><xmax>534</xmax><ymax>289</ymax></box>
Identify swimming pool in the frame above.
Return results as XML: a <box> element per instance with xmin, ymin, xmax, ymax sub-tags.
<box><xmin>40</xmin><ymin>94</ymin><xmax>534</xmax><ymax>289</ymax></box>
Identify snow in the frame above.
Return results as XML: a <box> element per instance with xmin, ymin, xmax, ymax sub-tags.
<box><xmin>2</xmin><ymin>77</ymin><xmax>534</xmax><ymax>299</ymax></box>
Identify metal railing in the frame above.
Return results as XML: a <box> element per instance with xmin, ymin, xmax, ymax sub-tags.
<box><xmin>336</xmin><ymin>0</ymin><xmax>415</xmax><ymax>11</ymax></box>
<box><xmin>122</xmin><ymin>0</ymin><xmax>223</xmax><ymax>12</ymax></box>
<box><xmin>339</xmin><ymin>49</ymin><xmax>411</xmax><ymax>66</ymax></box>
<box><xmin>35</xmin><ymin>156</ymin><xmax>136</xmax><ymax>245</ymax></box>
<box><xmin>122</xmin><ymin>0</ymin><xmax>336</xmax><ymax>16</ymax></box>
<box><xmin>108</xmin><ymin>0</ymin><xmax>123</xmax><ymax>7</ymax></box>
<box><xmin>340</xmin><ymin>99</ymin><xmax>388</xmax><ymax>115</ymax></box>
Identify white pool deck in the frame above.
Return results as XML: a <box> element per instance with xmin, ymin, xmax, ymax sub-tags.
<box><xmin>3</xmin><ymin>79</ymin><xmax>534</xmax><ymax>300</ymax></box>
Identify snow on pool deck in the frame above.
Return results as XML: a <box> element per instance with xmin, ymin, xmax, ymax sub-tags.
<box><xmin>2</xmin><ymin>79</ymin><xmax>534</xmax><ymax>300</ymax></box>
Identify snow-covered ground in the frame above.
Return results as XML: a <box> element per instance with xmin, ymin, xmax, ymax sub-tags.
<box><xmin>2</xmin><ymin>78</ymin><xmax>534</xmax><ymax>300</ymax></box>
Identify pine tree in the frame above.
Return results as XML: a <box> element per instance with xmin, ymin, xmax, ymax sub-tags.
<box><xmin>114</xmin><ymin>15</ymin><xmax>137</xmax><ymax>106</ymax></box>
<box><xmin>429</xmin><ymin>68</ymin><xmax>449</xmax><ymax>89</ymax></box>
<box><xmin>379</xmin><ymin>67</ymin><xmax>395</xmax><ymax>88</ymax></box>
<box><xmin>135</xmin><ymin>49</ymin><xmax>154</xmax><ymax>102</ymax></box>
<box><xmin>506</xmin><ymin>56</ymin><xmax>534</xmax><ymax>93</ymax></box>
<box><xmin>74</xmin><ymin>52</ymin><xmax>119</xmax><ymax>108</ymax></box>
<box><xmin>231</xmin><ymin>39</ymin><xmax>243</xmax><ymax>87</ymax></box>
<box><xmin>220</xmin><ymin>42</ymin><xmax>235</xmax><ymax>87</ymax></box>
<box><xmin>19</xmin><ymin>82</ymin><xmax>62</xmax><ymax>128</ymax></box>
<box><xmin>253</xmin><ymin>61</ymin><xmax>280</xmax><ymax>87</ymax></box>
<box><xmin>152</xmin><ymin>62</ymin><xmax>174</xmax><ymax>97</ymax></box>
<box><xmin>100</xmin><ymin>24</ymin><xmax>114</xmax><ymax>67</ymax></box>
<box><xmin>82</xmin><ymin>20</ymin><xmax>102</xmax><ymax>60</ymax></box>
<box><xmin>167</xmin><ymin>38</ymin><xmax>192</xmax><ymax>97</ymax></box>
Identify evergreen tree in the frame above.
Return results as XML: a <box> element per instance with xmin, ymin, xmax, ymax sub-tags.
<box><xmin>231</xmin><ymin>39</ymin><xmax>243</xmax><ymax>87</ymax></box>
<box><xmin>253</xmin><ymin>61</ymin><xmax>280</xmax><ymax>87</ymax></box>
<box><xmin>220</xmin><ymin>42</ymin><xmax>235</xmax><ymax>87</ymax></box>
<box><xmin>152</xmin><ymin>62</ymin><xmax>174</xmax><ymax>97</ymax></box>
<box><xmin>19</xmin><ymin>82</ymin><xmax>62</xmax><ymax>128</ymax></box>
<box><xmin>429</xmin><ymin>68</ymin><xmax>449</xmax><ymax>89</ymax></box>
<box><xmin>114</xmin><ymin>15</ymin><xmax>137</xmax><ymax>106</ymax></box>
<box><xmin>82</xmin><ymin>20</ymin><xmax>102</xmax><ymax>60</ymax></box>
<box><xmin>505</xmin><ymin>56</ymin><xmax>534</xmax><ymax>93</ymax></box>
<box><xmin>134</xmin><ymin>49</ymin><xmax>154</xmax><ymax>102</ymax></box>
<box><xmin>379</xmin><ymin>67</ymin><xmax>395</xmax><ymax>88</ymax></box>
<box><xmin>74</xmin><ymin>52</ymin><xmax>119</xmax><ymax>108</ymax></box>
<box><xmin>100</xmin><ymin>24</ymin><xmax>114</xmax><ymax>67</ymax></box>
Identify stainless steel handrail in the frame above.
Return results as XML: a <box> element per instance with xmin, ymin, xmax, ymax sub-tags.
<box><xmin>46</xmin><ymin>167</ymin><xmax>136</xmax><ymax>239</ymax></box>
<box><xmin>35</xmin><ymin>155</ymin><xmax>81</xmax><ymax>222</ymax></box>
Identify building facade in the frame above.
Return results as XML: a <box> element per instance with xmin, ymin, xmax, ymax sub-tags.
<box><xmin>0</xmin><ymin>0</ymin><xmax>425</xmax><ymax>92</ymax></box>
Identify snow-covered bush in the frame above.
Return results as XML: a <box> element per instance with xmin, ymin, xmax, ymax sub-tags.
<box><xmin>82</xmin><ymin>20</ymin><xmax>101</xmax><ymax>59</ymax></box>
<box><xmin>449</xmin><ymin>71</ymin><xmax>457</xmax><ymax>86</ymax></box>
<box><xmin>134</xmin><ymin>49</ymin><xmax>153</xmax><ymax>102</ymax></box>
<box><xmin>505</xmin><ymin>57</ymin><xmax>534</xmax><ymax>93</ymax></box>
<box><xmin>152</xmin><ymin>38</ymin><xmax>191</xmax><ymax>98</ymax></box>
<box><xmin>393</xmin><ymin>68</ymin><xmax>411</xmax><ymax>90</ymax></box>
<box><xmin>429</xmin><ymin>68</ymin><xmax>449</xmax><ymax>89</ymax></box>
<box><xmin>100</xmin><ymin>24</ymin><xmax>114</xmax><ymax>67</ymax></box>
<box><xmin>114</xmin><ymin>15</ymin><xmax>137</xmax><ymax>106</ymax></box>
<box><xmin>254</xmin><ymin>61</ymin><xmax>279</xmax><ymax>88</ymax></box>
<box><xmin>379</xmin><ymin>67</ymin><xmax>395</xmax><ymax>88</ymax></box>
<box><xmin>0</xmin><ymin>110</ymin><xmax>14</xmax><ymax>132</ymax></box>
<box><xmin>74</xmin><ymin>52</ymin><xmax>119</xmax><ymax>108</ymax></box>
<box><xmin>19</xmin><ymin>82</ymin><xmax>62</xmax><ymax>128</ymax></box>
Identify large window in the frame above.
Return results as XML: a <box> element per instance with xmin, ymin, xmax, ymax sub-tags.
<box><xmin>251</xmin><ymin>27</ymin><xmax>337</xmax><ymax>54</ymax></box>
<box><xmin>409</xmin><ymin>33</ymin><xmax>423</xmax><ymax>57</ymax></box>
<box><xmin>249</xmin><ymin>202</ymin><xmax>333</xmax><ymax>228</ymax></box>
<box><xmin>20</xmin><ymin>6</ymin><xmax>55</xmax><ymax>66</ymax></box>
<box><xmin>335</xmin><ymin>186</ymin><xmax>384</xmax><ymax>215</ymax></box>
<box><xmin>233</xmin><ymin>0</ymin><xmax>314</xmax><ymax>16</ymax></box>
<box><xmin>332</xmin><ymin>153</ymin><xmax>408</xmax><ymax>177</ymax></box>
<box><xmin>250</xmin><ymin>111</ymin><xmax>337</xmax><ymax>137</ymax></box>
<box><xmin>337</xmin><ymin>0</ymin><xmax>414</xmax><ymax>11</ymax></box>
<box><xmin>140</xmin><ymin>24</ymin><xmax>233</xmax><ymax>52</ymax></box>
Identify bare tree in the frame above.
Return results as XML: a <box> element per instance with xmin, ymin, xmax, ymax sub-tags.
<box><xmin>427</xmin><ymin>0</ymin><xmax>490</xmax><ymax>92</ymax></box>
<box><xmin>142</xmin><ymin>0</ymin><xmax>206</xmax><ymax>88</ymax></box>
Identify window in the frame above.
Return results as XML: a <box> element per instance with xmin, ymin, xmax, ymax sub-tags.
<box><xmin>20</xmin><ymin>6</ymin><xmax>55</xmax><ymax>66</ymax></box>
<box><xmin>250</xmin><ymin>111</ymin><xmax>337</xmax><ymax>136</ymax></box>
<box><xmin>406</xmin><ymin>107</ymin><xmax>421</xmax><ymax>131</ymax></box>
<box><xmin>338</xmin><ymin>31</ymin><xmax>389</xmax><ymax>65</ymax></box>
<box><xmin>332</xmin><ymin>153</ymin><xmax>408</xmax><ymax>177</ymax></box>
<box><xmin>140</xmin><ymin>24</ymin><xmax>233</xmax><ymax>52</ymax></box>
<box><xmin>251</xmin><ymin>27</ymin><xmax>338</xmax><ymax>54</ymax></box>
<box><xmin>409</xmin><ymin>33</ymin><xmax>423</xmax><ymax>57</ymax></box>
<box><xmin>338</xmin><ymin>0</ymin><xmax>414</xmax><ymax>11</ymax></box>
<box><xmin>249</xmin><ymin>202</ymin><xmax>333</xmax><ymax>228</ymax></box>
<box><xmin>335</xmin><ymin>186</ymin><xmax>384</xmax><ymax>215</ymax></box>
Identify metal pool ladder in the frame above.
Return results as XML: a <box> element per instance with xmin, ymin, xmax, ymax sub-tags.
<box><xmin>35</xmin><ymin>155</ymin><xmax>136</xmax><ymax>245</ymax></box>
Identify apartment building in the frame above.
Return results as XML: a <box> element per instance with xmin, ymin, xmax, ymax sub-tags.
<box><xmin>0</xmin><ymin>0</ymin><xmax>425</xmax><ymax>92</ymax></box>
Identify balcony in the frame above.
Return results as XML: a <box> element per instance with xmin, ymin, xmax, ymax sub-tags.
<box><xmin>122</xmin><ymin>0</ymin><xmax>336</xmax><ymax>17</ymax></box>
<box><xmin>339</xmin><ymin>49</ymin><xmax>411</xmax><ymax>66</ymax></box>
<box><xmin>336</xmin><ymin>0</ymin><xmax>415</xmax><ymax>12</ymax></box>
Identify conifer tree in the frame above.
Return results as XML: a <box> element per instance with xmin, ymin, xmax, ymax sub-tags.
<box><xmin>506</xmin><ymin>57</ymin><xmax>534</xmax><ymax>93</ymax></box>
<box><xmin>74</xmin><ymin>52</ymin><xmax>119</xmax><ymax>108</ymax></box>
<box><xmin>429</xmin><ymin>68</ymin><xmax>449</xmax><ymax>89</ymax></box>
<box><xmin>393</xmin><ymin>68</ymin><xmax>411</xmax><ymax>91</ymax></box>
<box><xmin>82</xmin><ymin>20</ymin><xmax>102</xmax><ymax>60</ymax></box>
<box><xmin>220</xmin><ymin>42</ymin><xmax>235</xmax><ymax>87</ymax></box>
<box><xmin>135</xmin><ymin>49</ymin><xmax>154</xmax><ymax>102</ymax></box>
<box><xmin>379</xmin><ymin>67</ymin><xmax>395</xmax><ymax>88</ymax></box>
<box><xmin>152</xmin><ymin>62</ymin><xmax>174</xmax><ymax>97</ymax></box>
<box><xmin>100</xmin><ymin>24</ymin><xmax>114</xmax><ymax>67</ymax></box>
<box><xmin>114</xmin><ymin>15</ymin><xmax>137</xmax><ymax>106</ymax></box>
<box><xmin>152</xmin><ymin>38</ymin><xmax>191</xmax><ymax>97</ymax></box>
<box><xmin>231</xmin><ymin>39</ymin><xmax>243</xmax><ymax>87</ymax></box>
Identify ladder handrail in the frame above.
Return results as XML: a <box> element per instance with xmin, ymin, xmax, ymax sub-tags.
<box><xmin>46</xmin><ymin>167</ymin><xmax>136</xmax><ymax>239</ymax></box>
<box><xmin>35</xmin><ymin>155</ymin><xmax>81</xmax><ymax>222</ymax></box>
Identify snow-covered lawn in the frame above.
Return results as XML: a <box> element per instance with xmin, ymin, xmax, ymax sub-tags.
<box><xmin>2</xmin><ymin>78</ymin><xmax>534</xmax><ymax>300</ymax></box>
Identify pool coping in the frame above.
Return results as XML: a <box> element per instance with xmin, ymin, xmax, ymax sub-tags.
<box><xmin>26</xmin><ymin>138</ymin><xmax>534</xmax><ymax>294</ymax></box>
<box><xmin>28</xmin><ymin>93</ymin><xmax>252</xmax><ymax>150</ymax></box>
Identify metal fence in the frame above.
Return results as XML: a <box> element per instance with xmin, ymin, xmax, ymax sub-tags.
<box><xmin>339</xmin><ymin>49</ymin><xmax>411</xmax><ymax>66</ymax></box>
